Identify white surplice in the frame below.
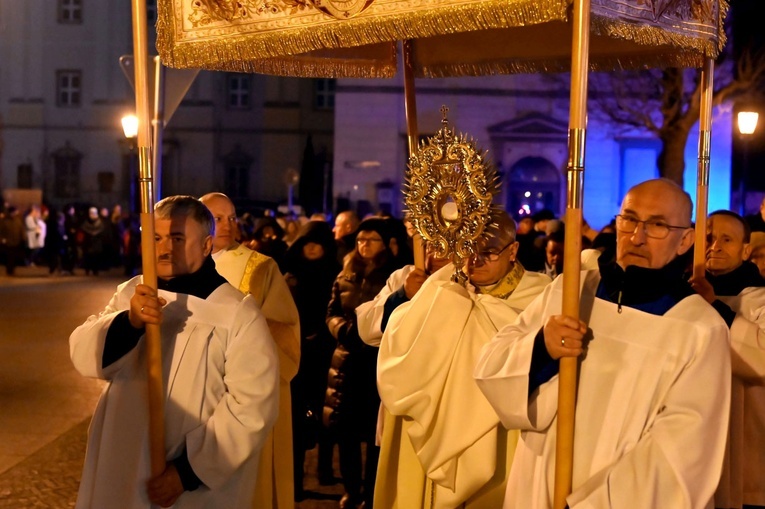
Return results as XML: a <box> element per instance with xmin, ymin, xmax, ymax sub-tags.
<box><xmin>715</xmin><ymin>287</ymin><xmax>765</xmax><ymax>508</ymax></box>
<box><xmin>356</xmin><ymin>264</ymin><xmax>413</xmax><ymax>347</ymax></box>
<box><xmin>475</xmin><ymin>269</ymin><xmax>731</xmax><ymax>509</ymax></box>
<box><xmin>70</xmin><ymin>277</ymin><xmax>279</xmax><ymax>509</ymax></box>
<box><xmin>376</xmin><ymin>264</ymin><xmax>550</xmax><ymax>508</ymax></box>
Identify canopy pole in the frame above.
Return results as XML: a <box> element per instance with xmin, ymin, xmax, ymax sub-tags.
<box><xmin>402</xmin><ymin>40</ymin><xmax>426</xmax><ymax>271</ymax></box>
<box><xmin>131</xmin><ymin>0</ymin><xmax>165</xmax><ymax>477</ymax></box>
<box><xmin>554</xmin><ymin>0</ymin><xmax>590</xmax><ymax>506</ymax></box>
<box><xmin>693</xmin><ymin>57</ymin><xmax>714</xmax><ymax>280</ymax></box>
<box><xmin>152</xmin><ymin>56</ymin><xmax>166</xmax><ymax>202</ymax></box>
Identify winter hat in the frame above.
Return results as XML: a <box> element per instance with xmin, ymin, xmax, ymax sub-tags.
<box><xmin>296</xmin><ymin>220</ymin><xmax>334</xmax><ymax>246</ymax></box>
<box><xmin>357</xmin><ymin>217</ymin><xmax>393</xmax><ymax>246</ymax></box>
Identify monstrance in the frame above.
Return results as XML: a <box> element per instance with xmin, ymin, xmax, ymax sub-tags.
<box><xmin>405</xmin><ymin>106</ymin><xmax>500</xmax><ymax>285</ymax></box>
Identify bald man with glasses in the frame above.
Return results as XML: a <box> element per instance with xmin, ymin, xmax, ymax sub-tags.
<box><xmin>374</xmin><ymin>210</ymin><xmax>551</xmax><ymax>509</ymax></box>
<box><xmin>476</xmin><ymin>179</ymin><xmax>731</xmax><ymax>508</ymax></box>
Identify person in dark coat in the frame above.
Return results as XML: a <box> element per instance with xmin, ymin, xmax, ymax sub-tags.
<box><xmin>386</xmin><ymin>216</ymin><xmax>414</xmax><ymax>268</ymax></box>
<box><xmin>63</xmin><ymin>205</ymin><xmax>79</xmax><ymax>273</ymax></box>
<box><xmin>43</xmin><ymin>209</ymin><xmax>67</xmax><ymax>275</ymax></box>
<box><xmin>333</xmin><ymin>211</ymin><xmax>360</xmax><ymax>266</ymax></box>
<box><xmin>324</xmin><ymin>217</ymin><xmax>400</xmax><ymax>509</ymax></box>
<box><xmin>284</xmin><ymin>220</ymin><xmax>341</xmax><ymax>500</ymax></box>
<box><xmin>81</xmin><ymin>207</ymin><xmax>106</xmax><ymax>275</ymax></box>
<box><xmin>0</xmin><ymin>207</ymin><xmax>26</xmax><ymax>276</ymax></box>
<box><xmin>250</xmin><ymin>217</ymin><xmax>288</xmax><ymax>270</ymax></box>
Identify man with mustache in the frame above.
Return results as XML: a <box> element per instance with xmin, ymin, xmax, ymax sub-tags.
<box><xmin>374</xmin><ymin>210</ymin><xmax>551</xmax><ymax>508</ymax></box>
<box><xmin>690</xmin><ymin>210</ymin><xmax>765</xmax><ymax>509</ymax></box>
<box><xmin>199</xmin><ymin>192</ymin><xmax>300</xmax><ymax>509</ymax></box>
<box><xmin>70</xmin><ymin>195</ymin><xmax>279</xmax><ymax>508</ymax></box>
<box><xmin>476</xmin><ymin>179</ymin><xmax>731</xmax><ymax>508</ymax></box>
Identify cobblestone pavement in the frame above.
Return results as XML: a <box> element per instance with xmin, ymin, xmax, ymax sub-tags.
<box><xmin>0</xmin><ymin>419</ymin><xmax>89</xmax><ymax>509</ymax></box>
<box><xmin>0</xmin><ymin>416</ymin><xmax>344</xmax><ymax>508</ymax></box>
<box><xmin>0</xmin><ymin>266</ymin><xmax>348</xmax><ymax>508</ymax></box>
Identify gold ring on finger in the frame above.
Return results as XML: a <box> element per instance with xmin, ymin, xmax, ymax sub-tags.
<box><xmin>561</xmin><ymin>338</ymin><xmax>565</xmax><ymax>346</ymax></box>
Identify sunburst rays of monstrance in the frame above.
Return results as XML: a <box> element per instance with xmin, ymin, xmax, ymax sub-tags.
<box><xmin>404</xmin><ymin>106</ymin><xmax>501</xmax><ymax>285</ymax></box>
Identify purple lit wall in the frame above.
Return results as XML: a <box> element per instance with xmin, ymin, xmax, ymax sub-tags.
<box><xmin>334</xmin><ymin>77</ymin><xmax>733</xmax><ymax>230</ymax></box>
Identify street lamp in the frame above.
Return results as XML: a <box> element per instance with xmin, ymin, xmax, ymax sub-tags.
<box><xmin>738</xmin><ymin>110</ymin><xmax>759</xmax><ymax>215</ymax></box>
<box><xmin>121</xmin><ymin>114</ymin><xmax>139</xmax><ymax>139</ymax></box>
<box><xmin>121</xmin><ymin>114</ymin><xmax>139</xmax><ymax>213</ymax></box>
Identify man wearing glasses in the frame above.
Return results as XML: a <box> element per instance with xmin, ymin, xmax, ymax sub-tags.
<box><xmin>476</xmin><ymin>178</ymin><xmax>731</xmax><ymax>508</ymax></box>
<box><xmin>374</xmin><ymin>210</ymin><xmax>551</xmax><ymax>508</ymax></box>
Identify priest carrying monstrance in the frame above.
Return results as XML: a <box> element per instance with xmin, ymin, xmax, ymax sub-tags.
<box><xmin>374</xmin><ymin>111</ymin><xmax>551</xmax><ymax>508</ymax></box>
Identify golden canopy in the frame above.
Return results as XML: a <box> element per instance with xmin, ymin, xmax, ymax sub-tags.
<box><xmin>157</xmin><ymin>0</ymin><xmax>727</xmax><ymax>77</ymax></box>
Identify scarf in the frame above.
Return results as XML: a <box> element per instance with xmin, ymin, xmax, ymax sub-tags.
<box><xmin>157</xmin><ymin>256</ymin><xmax>227</xmax><ymax>299</ymax></box>
<box><xmin>707</xmin><ymin>261</ymin><xmax>765</xmax><ymax>297</ymax></box>
<box><xmin>596</xmin><ymin>249</ymin><xmax>694</xmax><ymax>314</ymax></box>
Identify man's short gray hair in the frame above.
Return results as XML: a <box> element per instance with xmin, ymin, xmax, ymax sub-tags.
<box><xmin>155</xmin><ymin>195</ymin><xmax>215</xmax><ymax>237</ymax></box>
<box><xmin>488</xmin><ymin>209</ymin><xmax>518</xmax><ymax>244</ymax></box>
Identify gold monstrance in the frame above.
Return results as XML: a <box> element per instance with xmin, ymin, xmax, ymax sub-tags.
<box><xmin>405</xmin><ymin>106</ymin><xmax>500</xmax><ymax>285</ymax></box>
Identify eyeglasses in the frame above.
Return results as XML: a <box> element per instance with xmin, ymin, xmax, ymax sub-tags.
<box><xmin>472</xmin><ymin>241</ymin><xmax>513</xmax><ymax>264</ymax></box>
<box><xmin>614</xmin><ymin>214</ymin><xmax>690</xmax><ymax>239</ymax></box>
<box><xmin>356</xmin><ymin>237</ymin><xmax>384</xmax><ymax>245</ymax></box>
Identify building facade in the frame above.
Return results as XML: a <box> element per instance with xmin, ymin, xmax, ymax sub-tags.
<box><xmin>0</xmin><ymin>0</ymin><xmax>335</xmax><ymax>215</ymax></box>
<box><xmin>333</xmin><ymin>72</ymin><xmax>733</xmax><ymax>230</ymax></box>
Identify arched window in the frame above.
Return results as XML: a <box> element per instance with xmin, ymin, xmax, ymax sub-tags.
<box><xmin>507</xmin><ymin>156</ymin><xmax>561</xmax><ymax>218</ymax></box>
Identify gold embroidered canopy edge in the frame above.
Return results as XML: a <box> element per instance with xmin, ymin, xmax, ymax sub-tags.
<box><xmin>157</xmin><ymin>0</ymin><xmax>565</xmax><ymax>73</ymax></box>
<box><xmin>156</xmin><ymin>0</ymin><xmax>728</xmax><ymax>77</ymax></box>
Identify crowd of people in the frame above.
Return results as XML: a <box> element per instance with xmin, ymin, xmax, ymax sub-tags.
<box><xmin>0</xmin><ymin>203</ymin><xmax>141</xmax><ymax>277</ymax></box>
<box><xmin>64</xmin><ymin>180</ymin><xmax>765</xmax><ymax>509</ymax></box>
<box><xmin>0</xmin><ymin>202</ymin><xmax>331</xmax><ymax>279</ymax></box>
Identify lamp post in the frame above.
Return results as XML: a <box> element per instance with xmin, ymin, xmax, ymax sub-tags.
<box><xmin>738</xmin><ymin>110</ymin><xmax>759</xmax><ymax>215</ymax></box>
<box><xmin>121</xmin><ymin>114</ymin><xmax>139</xmax><ymax>213</ymax></box>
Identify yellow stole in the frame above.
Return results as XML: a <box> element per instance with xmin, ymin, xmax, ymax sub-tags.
<box><xmin>474</xmin><ymin>262</ymin><xmax>525</xmax><ymax>299</ymax></box>
<box><xmin>238</xmin><ymin>251</ymin><xmax>270</xmax><ymax>294</ymax></box>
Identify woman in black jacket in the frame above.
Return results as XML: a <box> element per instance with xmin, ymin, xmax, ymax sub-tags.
<box><xmin>324</xmin><ymin>217</ymin><xmax>401</xmax><ymax>509</ymax></box>
<box><xmin>283</xmin><ymin>220</ymin><xmax>340</xmax><ymax>499</ymax></box>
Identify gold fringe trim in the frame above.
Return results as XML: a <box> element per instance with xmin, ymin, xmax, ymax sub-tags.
<box><xmin>157</xmin><ymin>0</ymin><xmax>569</xmax><ymax>71</ymax></box>
<box><xmin>420</xmin><ymin>2</ymin><xmax>730</xmax><ymax>77</ymax></box>
<box><xmin>590</xmin><ymin>6</ymin><xmax>728</xmax><ymax>61</ymax></box>
<box><xmin>207</xmin><ymin>51</ymin><xmax>397</xmax><ymax>78</ymax></box>
<box><xmin>419</xmin><ymin>50</ymin><xmax>707</xmax><ymax>78</ymax></box>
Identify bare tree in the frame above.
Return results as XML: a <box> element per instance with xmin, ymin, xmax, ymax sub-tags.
<box><xmin>584</xmin><ymin>45</ymin><xmax>765</xmax><ymax>185</ymax></box>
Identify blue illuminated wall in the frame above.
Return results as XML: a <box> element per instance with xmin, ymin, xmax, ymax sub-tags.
<box><xmin>333</xmin><ymin>75</ymin><xmax>734</xmax><ymax>229</ymax></box>
<box><xmin>683</xmin><ymin>109</ymin><xmax>732</xmax><ymax>216</ymax></box>
<box><xmin>581</xmin><ymin>107</ymin><xmax>731</xmax><ymax>230</ymax></box>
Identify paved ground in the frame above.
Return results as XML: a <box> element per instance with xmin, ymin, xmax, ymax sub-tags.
<box><xmin>0</xmin><ymin>265</ymin><xmax>346</xmax><ymax>508</ymax></box>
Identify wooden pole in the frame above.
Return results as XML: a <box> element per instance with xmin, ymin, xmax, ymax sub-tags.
<box><xmin>554</xmin><ymin>0</ymin><xmax>590</xmax><ymax>506</ymax></box>
<box><xmin>693</xmin><ymin>57</ymin><xmax>714</xmax><ymax>280</ymax></box>
<box><xmin>402</xmin><ymin>40</ymin><xmax>426</xmax><ymax>271</ymax></box>
<box><xmin>130</xmin><ymin>0</ymin><xmax>165</xmax><ymax>477</ymax></box>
